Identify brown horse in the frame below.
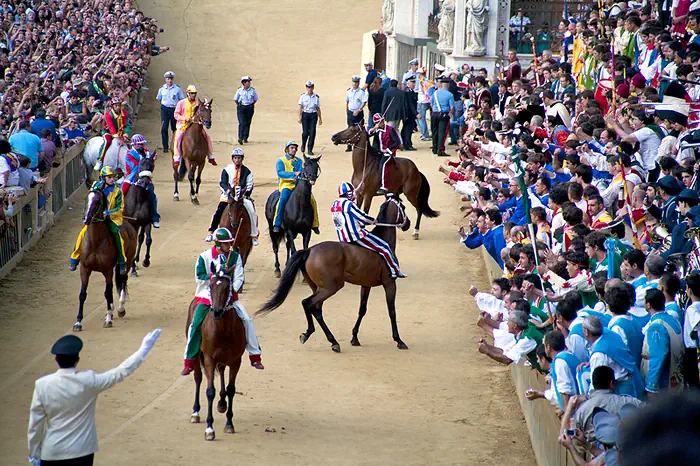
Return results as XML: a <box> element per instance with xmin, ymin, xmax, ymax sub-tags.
<box><xmin>330</xmin><ymin>124</ymin><xmax>439</xmax><ymax>239</ymax></box>
<box><xmin>257</xmin><ymin>196</ymin><xmax>410</xmax><ymax>352</ymax></box>
<box><xmin>218</xmin><ymin>190</ymin><xmax>253</xmax><ymax>266</ymax></box>
<box><xmin>73</xmin><ymin>189</ymin><xmax>136</xmax><ymax>331</ymax></box>
<box><xmin>186</xmin><ymin>260</ymin><xmax>246</xmax><ymax>441</ymax></box>
<box><xmin>172</xmin><ymin>99</ymin><xmax>213</xmax><ymax>205</ymax></box>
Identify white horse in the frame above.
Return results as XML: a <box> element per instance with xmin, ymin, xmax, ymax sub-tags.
<box><xmin>83</xmin><ymin>136</ymin><xmax>129</xmax><ymax>185</ymax></box>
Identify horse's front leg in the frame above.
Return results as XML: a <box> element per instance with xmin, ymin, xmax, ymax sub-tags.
<box><xmin>284</xmin><ymin>230</ymin><xmax>295</xmax><ymax>266</ymax></box>
<box><xmin>351</xmin><ymin>286</ymin><xmax>372</xmax><ymax>346</ymax></box>
<box><xmin>302</xmin><ymin>230</ymin><xmax>311</xmax><ymax>250</ymax></box>
<box><xmin>217</xmin><ymin>365</ymin><xmax>227</xmax><ymax>414</ymax></box>
<box><xmin>272</xmin><ymin>234</ymin><xmax>281</xmax><ymax>277</ymax></box>
<box><xmin>195</xmin><ymin>164</ymin><xmax>204</xmax><ymax>196</ymax></box>
<box><xmin>132</xmin><ymin>226</ymin><xmax>144</xmax><ymax>277</ymax></box>
<box><xmin>224</xmin><ymin>359</ymin><xmax>241</xmax><ymax>434</ymax></box>
<box><xmin>188</xmin><ymin>163</ymin><xmax>198</xmax><ymax>205</ymax></box>
<box><xmin>204</xmin><ymin>358</ymin><xmax>216</xmax><ymax>441</ymax></box>
<box><xmin>173</xmin><ymin>167</ymin><xmax>180</xmax><ymax>201</ymax></box>
<box><xmin>383</xmin><ymin>281</ymin><xmax>408</xmax><ymax>350</ymax></box>
<box><xmin>143</xmin><ymin>225</ymin><xmax>152</xmax><ymax>268</ymax></box>
<box><xmin>191</xmin><ymin>359</ymin><xmax>202</xmax><ymax>423</ymax></box>
<box><xmin>74</xmin><ymin>267</ymin><xmax>92</xmax><ymax>331</ymax></box>
<box><xmin>103</xmin><ymin>269</ymin><xmax>114</xmax><ymax>328</ymax></box>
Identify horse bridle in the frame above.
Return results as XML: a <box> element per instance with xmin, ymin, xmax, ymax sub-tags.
<box><xmin>343</xmin><ymin>124</ymin><xmax>367</xmax><ymax>150</ymax></box>
<box><xmin>85</xmin><ymin>191</ymin><xmax>105</xmax><ymax>224</ymax></box>
<box><xmin>375</xmin><ymin>197</ymin><xmax>407</xmax><ymax>228</ymax></box>
<box><xmin>211</xmin><ymin>269</ymin><xmax>236</xmax><ymax>313</ymax></box>
<box><xmin>193</xmin><ymin>103</ymin><xmax>212</xmax><ymax>127</ymax></box>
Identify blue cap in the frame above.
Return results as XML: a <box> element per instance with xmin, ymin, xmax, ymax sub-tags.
<box><xmin>51</xmin><ymin>335</ymin><xmax>83</xmax><ymax>355</ymax></box>
<box><xmin>657</xmin><ymin>175</ymin><xmax>684</xmax><ymax>195</ymax></box>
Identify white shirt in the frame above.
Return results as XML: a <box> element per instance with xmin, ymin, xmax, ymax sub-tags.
<box><xmin>589</xmin><ymin>337</ymin><xmax>630</xmax><ymax>386</ymax></box>
<box><xmin>504</xmin><ymin>333</ymin><xmax>537</xmax><ymax>363</ymax></box>
<box><xmin>27</xmin><ymin>347</ymin><xmax>149</xmax><ymax>460</ymax></box>
<box><xmin>298</xmin><ymin>92</ymin><xmax>321</xmax><ymax>113</ymax></box>
<box><xmin>345</xmin><ymin>87</ymin><xmax>367</xmax><ymax>111</ymax></box>
<box><xmin>553</xmin><ymin>356</ymin><xmax>577</xmax><ymax>396</ymax></box>
<box><xmin>0</xmin><ymin>155</ymin><xmax>19</xmax><ymax>187</ymax></box>
<box><xmin>632</xmin><ymin>127</ymin><xmax>661</xmax><ymax>171</ymax></box>
<box><xmin>566</xmin><ymin>316</ymin><xmax>590</xmax><ymax>363</ymax></box>
<box><xmin>474</xmin><ymin>292</ymin><xmax>507</xmax><ymax>320</ymax></box>
<box><xmin>683</xmin><ymin>302</ymin><xmax>700</xmax><ymax>348</ymax></box>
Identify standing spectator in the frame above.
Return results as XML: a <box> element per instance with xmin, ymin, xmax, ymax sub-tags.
<box><xmin>297</xmin><ymin>81</ymin><xmax>322</xmax><ymax>155</ymax></box>
<box><xmin>30</xmin><ymin>108</ymin><xmax>57</xmax><ymax>142</ymax></box>
<box><xmin>66</xmin><ymin>93</ymin><xmax>88</xmax><ymax>124</ymax></box>
<box><xmin>401</xmin><ymin>76</ymin><xmax>418</xmax><ymax>151</ymax></box>
<box><xmin>362</xmin><ymin>61</ymin><xmax>377</xmax><ymax>91</ymax></box>
<box><xmin>10</xmin><ymin>120</ymin><xmax>43</xmax><ymax>171</ymax></box>
<box><xmin>367</xmin><ymin>76</ymin><xmax>385</xmax><ymax>131</ymax></box>
<box><xmin>416</xmin><ymin>68</ymin><xmax>431</xmax><ymax>140</ymax></box>
<box><xmin>345</xmin><ymin>75</ymin><xmax>367</xmax><ymax>151</ymax></box>
<box><xmin>156</xmin><ymin>71</ymin><xmax>184</xmax><ymax>152</ymax></box>
<box><xmin>0</xmin><ymin>139</ymin><xmax>19</xmax><ymax>188</ymax></box>
<box><xmin>683</xmin><ymin>274</ymin><xmax>700</xmax><ymax>388</ymax></box>
<box><xmin>39</xmin><ymin>129</ymin><xmax>56</xmax><ymax>170</ymax></box>
<box><xmin>234</xmin><ymin>76</ymin><xmax>258</xmax><ymax>145</ymax></box>
<box><xmin>27</xmin><ymin>330</ymin><xmax>162</xmax><ymax>466</ymax></box>
<box><xmin>431</xmin><ymin>77</ymin><xmax>455</xmax><ymax>157</ymax></box>
<box><xmin>381</xmin><ymin>79</ymin><xmax>404</xmax><ymax>129</ymax></box>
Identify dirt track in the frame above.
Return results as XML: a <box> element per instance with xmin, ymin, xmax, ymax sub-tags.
<box><xmin>0</xmin><ymin>1</ymin><xmax>535</xmax><ymax>464</ymax></box>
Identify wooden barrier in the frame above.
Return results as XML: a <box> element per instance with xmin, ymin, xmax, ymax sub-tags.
<box><xmin>479</xmin><ymin>247</ymin><xmax>575</xmax><ymax>466</ymax></box>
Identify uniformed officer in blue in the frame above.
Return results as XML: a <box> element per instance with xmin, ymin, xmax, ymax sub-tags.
<box><xmin>430</xmin><ymin>77</ymin><xmax>455</xmax><ymax>157</ymax></box>
<box><xmin>156</xmin><ymin>71</ymin><xmax>184</xmax><ymax>152</ymax></box>
<box><xmin>345</xmin><ymin>75</ymin><xmax>367</xmax><ymax>152</ymax></box>
<box><xmin>298</xmin><ymin>81</ymin><xmax>322</xmax><ymax>155</ymax></box>
<box><xmin>402</xmin><ymin>58</ymin><xmax>419</xmax><ymax>87</ymax></box>
<box><xmin>234</xmin><ymin>76</ymin><xmax>259</xmax><ymax>145</ymax></box>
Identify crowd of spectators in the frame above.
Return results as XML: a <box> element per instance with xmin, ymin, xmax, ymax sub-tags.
<box><xmin>382</xmin><ymin>2</ymin><xmax>700</xmax><ymax>465</ymax></box>
<box><xmin>0</xmin><ymin>0</ymin><xmax>167</xmax><ymax>202</ymax></box>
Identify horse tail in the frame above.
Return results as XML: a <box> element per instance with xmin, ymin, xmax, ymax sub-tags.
<box><xmin>178</xmin><ymin>159</ymin><xmax>187</xmax><ymax>181</ymax></box>
<box><xmin>256</xmin><ymin>249</ymin><xmax>309</xmax><ymax>316</ymax></box>
<box><xmin>418</xmin><ymin>172</ymin><xmax>439</xmax><ymax>218</ymax></box>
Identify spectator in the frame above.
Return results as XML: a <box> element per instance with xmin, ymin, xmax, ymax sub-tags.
<box><xmin>60</xmin><ymin>118</ymin><xmax>87</xmax><ymax>146</ymax></box>
<box><xmin>0</xmin><ymin>138</ymin><xmax>19</xmax><ymax>188</ymax></box>
<box><xmin>30</xmin><ymin>108</ymin><xmax>57</xmax><ymax>142</ymax></box>
<box><xmin>9</xmin><ymin>120</ymin><xmax>43</xmax><ymax>171</ymax></box>
<box><xmin>39</xmin><ymin>129</ymin><xmax>56</xmax><ymax>171</ymax></box>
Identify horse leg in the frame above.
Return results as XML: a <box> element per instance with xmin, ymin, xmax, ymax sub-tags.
<box><xmin>204</xmin><ymin>357</ymin><xmax>216</xmax><ymax>440</ymax></box>
<box><xmin>363</xmin><ymin>193</ymin><xmax>373</xmax><ymax>214</ymax></box>
<box><xmin>103</xmin><ymin>269</ymin><xmax>114</xmax><ymax>328</ymax></box>
<box><xmin>413</xmin><ymin>212</ymin><xmax>423</xmax><ymax>240</ymax></box>
<box><xmin>302</xmin><ymin>230</ymin><xmax>311</xmax><ymax>250</ymax></box>
<box><xmin>224</xmin><ymin>358</ymin><xmax>241</xmax><ymax>434</ymax></box>
<box><xmin>284</xmin><ymin>231</ymin><xmax>294</xmax><ymax>266</ymax></box>
<box><xmin>217</xmin><ymin>365</ymin><xmax>227</xmax><ymax>413</ymax></box>
<box><xmin>173</xmin><ymin>167</ymin><xmax>179</xmax><ymax>201</ymax></box>
<box><xmin>143</xmin><ymin>225</ymin><xmax>152</xmax><ymax>268</ymax></box>
<box><xmin>406</xmin><ymin>185</ymin><xmax>422</xmax><ymax>240</ymax></box>
<box><xmin>116</xmin><ymin>267</ymin><xmax>128</xmax><ymax>318</ymax></box>
<box><xmin>132</xmin><ymin>226</ymin><xmax>145</xmax><ymax>277</ymax></box>
<box><xmin>383</xmin><ymin>281</ymin><xmax>408</xmax><ymax>350</ymax></box>
<box><xmin>195</xmin><ymin>163</ymin><xmax>204</xmax><ymax>197</ymax></box>
<box><xmin>351</xmin><ymin>286</ymin><xmax>372</xmax><ymax>346</ymax></box>
<box><xmin>309</xmin><ymin>288</ymin><xmax>341</xmax><ymax>352</ymax></box>
<box><xmin>74</xmin><ymin>268</ymin><xmax>91</xmax><ymax>331</ymax></box>
<box><xmin>272</xmin><ymin>235</ymin><xmax>281</xmax><ymax>278</ymax></box>
<box><xmin>188</xmin><ymin>162</ymin><xmax>198</xmax><ymax>205</ymax></box>
<box><xmin>299</xmin><ymin>281</ymin><xmax>318</xmax><ymax>344</ymax></box>
<box><xmin>191</xmin><ymin>358</ymin><xmax>202</xmax><ymax>423</ymax></box>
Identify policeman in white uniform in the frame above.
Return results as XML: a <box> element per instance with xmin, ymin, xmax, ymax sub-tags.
<box><xmin>298</xmin><ymin>81</ymin><xmax>322</xmax><ymax>155</ymax></box>
<box><xmin>402</xmin><ymin>58</ymin><xmax>419</xmax><ymax>87</ymax></box>
<box><xmin>234</xmin><ymin>76</ymin><xmax>259</xmax><ymax>144</ymax></box>
<box><xmin>156</xmin><ymin>71</ymin><xmax>184</xmax><ymax>152</ymax></box>
<box><xmin>345</xmin><ymin>75</ymin><xmax>367</xmax><ymax>151</ymax></box>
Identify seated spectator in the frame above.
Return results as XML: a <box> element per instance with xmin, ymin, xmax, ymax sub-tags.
<box><xmin>60</xmin><ymin>118</ymin><xmax>88</xmax><ymax>146</ymax></box>
<box><xmin>65</xmin><ymin>92</ymin><xmax>88</xmax><ymax>124</ymax></box>
<box><xmin>17</xmin><ymin>155</ymin><xmax>46</xmax><ymax>193</ymax></box>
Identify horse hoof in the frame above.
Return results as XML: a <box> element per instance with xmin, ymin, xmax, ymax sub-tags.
<box><xmin>173</xmin><ymin>194</ymin><xmax>179</xmax><ymax>201</ymax></box>
<box><xmin>299</xmin><ymin>333</ymin><xmax>309</xmax><ymax>345</ymax></box>
<box><xmin>351</xmin><ymin>338</ymin><xmax>361</xmax><ymax>347</ymax></box>
<box><xmin>204</xmin><ymin>430</ymin><xmax>215</xmax><ymax>441</ymax></box>
<box><xmin>191</xmin><ymin>414</ymin><xmax>201</xmax><ymax>424</ymax></box>
<box><xmin>142</xmin><ymin>259</ymin><xmax>150</xmax><ymax>268</ymax></box>
<box><xmin>103</xmin><ymin>321</ymin><xmax>113</xmax><ymax>328</ymax></box>
<box><xmin>118</xmin><ymin>309</ymin><xmax>126</xmax><ymax>318</ymax></box>
<box><xmin>217</xmin><ymin>402</ymin><xmax>227</xmax><ymax>414</ymax></box>
<box><xmin>73</xmin><ymin>323</ymin><xmax>82</xmax><ymax>332</ymax></box>
<box><xmin>331</xmin><ymin>343</ymin><xmax>341</xmax><ymax>353</ymax></box>
<box><xmin>412</xmin><ymin>231</ymin><xmax>419</xmax><ymax>240</ymax></box>
<box><xmin>397</xmin><ymin>342</ymin><xmax>409</xmax><ymax>350</ymax></box>
<box><xmin>274</xmin><ymin>269</ymin><xmax>281</xmax><ymax>278</ymax></box>
<box><xmin>224</xmin><ymin>425</ymin><xmax>235</xmax><ymax>434</ymax></box>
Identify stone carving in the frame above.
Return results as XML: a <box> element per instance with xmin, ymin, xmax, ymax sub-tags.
<box><xmin>465</xmin><ymin>0</ymin><xmax>488</xmax><ymax>56</ymax></box>
<box><xmin>382</xmin><ymin>0</ymin><xmax>395</xmax><ymax>35</ymax></box>
<box><xmin>437</xmin><ymin>0</ymin><xmax>456</xmax><ymax>52</ymax></box>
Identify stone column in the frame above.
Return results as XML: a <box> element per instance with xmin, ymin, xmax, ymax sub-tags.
<box><xmin>394</xmin><ymin>0</ymin><xmax>413</xmax><ymax>37</ymax></box>
<box><xmin>453</xmin><ymin>0</ymin><xmax>467</xmax><ymax>56</ymax></box>
<box><xmin>493</xmin><ymin>0</ymin><xmax>511</xmax><ymax>58</ymax></box>
<box><xmin>414</xmin><ymin>0</ymin><xmax>433</xmax><ymax>38</ymax></box>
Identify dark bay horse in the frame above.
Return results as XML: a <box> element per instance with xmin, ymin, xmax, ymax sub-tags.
<box><xmin>74</xmin><ymin>189</ymin><xmax>136</xmax><ymax>331</ymax></box>
<box><xmin>124</xmin><ymin>157</ymin><xmax>155</xmax><ymax>277</ymax></box>
<box><xmin>257</xmin><ymin>196</ymin><xmax>410</xmax><ymax>352</ymax></box>
<box><xmin>186</xmin><ymin>260</ymin><xmax>246</xmax><ymax>441</ymax></box>
<box><xmin>218</xmin><ymin>190</ymin><xmax>253</xmax><ymax>266</ymax></box>
<box><xmin>264</xmin><ymin>154</ymin><xmax>321</xmax><ymax>277</ymax></box>
<box><xmin>330</xmin><ymin>124</ymin><xmax>439</xmax><ymax>239</ymax></box>
<box><xmin>172</xmin><ymin>99</ymin><xmax>213</xmax><ymax>205</ymax></box>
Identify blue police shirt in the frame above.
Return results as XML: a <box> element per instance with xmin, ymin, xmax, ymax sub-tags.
<box><xmin>234</xmin><ymin>87</ymin><xmax>259</xmax><ymax>106</ymax></box>
<box><xmin>156</xmin><ymin>84</ymin><xmax>185</xmax><ymax>108</ymax></box>
<box><xmin>431</xmin><ymin>88</ymin><xmax>455</xmax><ymax>113</ymax></box>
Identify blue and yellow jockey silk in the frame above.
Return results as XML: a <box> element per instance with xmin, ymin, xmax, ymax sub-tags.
<box><xmin>91</xmin><ymin>181</ymin><xmax>124</xmax><ymax>226</ymax></box>
<box><xmin>276</xmin><ymin>154</ymin><xmax>303</xmax><ymax>191</ymax></box>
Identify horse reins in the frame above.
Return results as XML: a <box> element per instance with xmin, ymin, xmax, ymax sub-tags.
<box><xmin>373</xmin><ymin>198</ymin><xmax>406</xmax><ymax>228</ymax></box>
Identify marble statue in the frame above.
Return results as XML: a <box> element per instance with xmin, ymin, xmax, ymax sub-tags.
<box><xmin>382</xmin><ymin>0</ymin><xmax>395</xmax><ymax>35</ymax></box>
<box><xmin>465</xmin><ymin>0</ymin><xmax>488</xmax><ymax>56</ymax></box>
<box><xmin>437</xmin><ymin>0</ymin><xmax>455</xmax><ymax>52</ymax></box>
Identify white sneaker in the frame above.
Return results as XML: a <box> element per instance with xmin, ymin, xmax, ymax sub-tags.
<box><xmin>205</xmin><ymin>233</ymin><xmax>214</xmax><ymax>242</ymax></box>
<box><xmin>153</xmin><ymin>222</ymin><xmax>160</xmax><ymax>228</ymax></box>
<box><xmin>252</xmin><ymin>238</ymin><xmax>259</xmax><ymax>246</ymax></box>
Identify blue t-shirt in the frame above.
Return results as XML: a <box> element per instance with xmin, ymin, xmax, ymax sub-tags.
<box><xmin>365</xmin><ymin>69</ymin><xmax>378</xmax><ymax>86</ymax></box>
<box><xmin>30</xmin><ymin>118</ymin><xmax>58</xmax><ymax>139</ymax></box>
<box><xmin>9</xmin><ymin>130</ymin><xmax>43</xmax><ymax>169</ymax></box>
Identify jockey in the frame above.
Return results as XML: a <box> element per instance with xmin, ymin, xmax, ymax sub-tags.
<box><xmin>331</xmin><ymin>182</ymin><xmax>406</xmax><ymax>278</ymax></box>
<box><xmin>272</xmin><ymin>140</ymin><xmax>320</xmax><ymax>234</ymax></box>
<box><xmin>95</xmin><ymin>97</ymin><xmax>130</xmax><ymax>171</ymax></box>
<box><xmin>69</xmin><ymin>166</ymin><xmax>128</xmax><ymax>275</ymax></box>
<box><xmin>182</xmin><ymin>227</ymin><xmax>264</xmax><ymax>375</ymax></box>
<box><xmin>368</xmin><ymin>114</ymin><xmax>402</xmax><ymax>195</ymax></box>
<box><xmin>206</xmin><ymin>147</ymin><xmax>259</xmax><ymax>245</ymax></box>
<box><xmin>173</xmin><ymin>85</ymin><xmax>217</xmax><ymax>168</ymax></box>
<box><xmin>123</xmin><ymin>134</ymin><xmax>160</xmax><ymax>228</ymax></box>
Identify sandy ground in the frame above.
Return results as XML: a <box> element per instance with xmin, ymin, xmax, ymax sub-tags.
<box><xmin>0</xmin><ymin>1</ymin><xmax>536</xmax><ymax>465</ymax></box>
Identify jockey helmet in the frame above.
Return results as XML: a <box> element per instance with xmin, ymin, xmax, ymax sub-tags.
<box><xmin>186</xmin><ymin>85</ymin><xmax>198</xmax><ymax>94</ymax></box>
<box><xmin>284</xmin><ymin>140</ymin><xmax>298</xmax><ymax>152</ymax></box>
<box><xmin>131</xmin><ymin>134</ymin><xmax>147</xmax><ymax>145</ymax></box>
<box><xmin>214</xmin><ymin>227</ymin><xmax>234</xmax><ymax>243</ymax></box>
<box><xmin>372</xmin><ymin>113</ymin><xmax>384</xmax><ymax>124</ymax></box>
<box><xmin>231</xmin><ymin>147</ymin><xmax>244</xmax><ymax>158</ymax></box>
<box><xmin>100</xmin><ymin>166</ymin><xmax>116</xmax><ymax>177</ymax></box>
<box><xmin>338</xmin><ymin>182</ymin><xmax>355</xmax><ymax>198</ymax></box>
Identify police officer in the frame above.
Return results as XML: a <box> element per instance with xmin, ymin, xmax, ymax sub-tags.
<box><xmin>234</xmin><ymin>76</ymin><xmax>259</xmax><ymax>145</ymax></box>
<box><xmin>402</xmin><ymin>58</ymin><xmax>419</xmax><ymax>87</ymax></box>
<box><xmin>430</xmin><ymin>77</ymin><xmax>455</xmax><ymax>157</ymax></box>
<box><xmin>155</xmin><ymin>71</ymin><xmax>184</xmax><ymax>152</ymax></box>
<box><xmin>298</xmin><ymin>81</ymin><xmax>322</xmax><ymax>155</ymax></box>
<box><xmin>402</xmin><ymin>77</ymin><xmax>418</xmax><ymax>151</ymax></box>
<box><xmin>345</xmin><ymin>75</ymin><xmax>367</xmax><ymax>152</ymax></box>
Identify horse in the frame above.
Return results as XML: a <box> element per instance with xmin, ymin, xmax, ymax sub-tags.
<box><xmin>330</xmin><ymin>124</ymin><xmax>439</xmax><ymax>239</ymax></box>
<box><xmin>185</xmin><ymin>260</ymin><xmax>247</xmax><ymax>441</ymax></box>
<box><xmin>73</xmin><ymin>189</ymin><xmax>136</xmax><ymax>331</ymax></box>
<box><xmin>218</xmin><ymin>190</ymin><xmax>253</xmax><ymax>266</ymax></box>
<box><xmin>123</xmin><ymin>157</ymin><xmax>155</xmax><ymax>277</ymax></box>
<box><xmin>264</xmin><ymin>154</ymin><xmax>321</xmax><ymax>277</ymax></box>
<box><xmin>257</xmin><ymin>196</ymin><xmax>410</xmax><ymax>352</ymax></box>
<box><xmin>172</xmin><ymin>99</ymin><xmax>213</xmax><ymax>205</ymax></box>
<box><xmin>83</xmin><ymin>136</ymin><xmax>129</xmax><ymax>185</ymax></box>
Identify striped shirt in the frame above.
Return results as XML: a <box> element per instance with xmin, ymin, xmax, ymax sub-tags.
<box><xmin>331</xmin><ymin>198</ymin><xmax>375</xmax><ymax>242</ymax></box>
